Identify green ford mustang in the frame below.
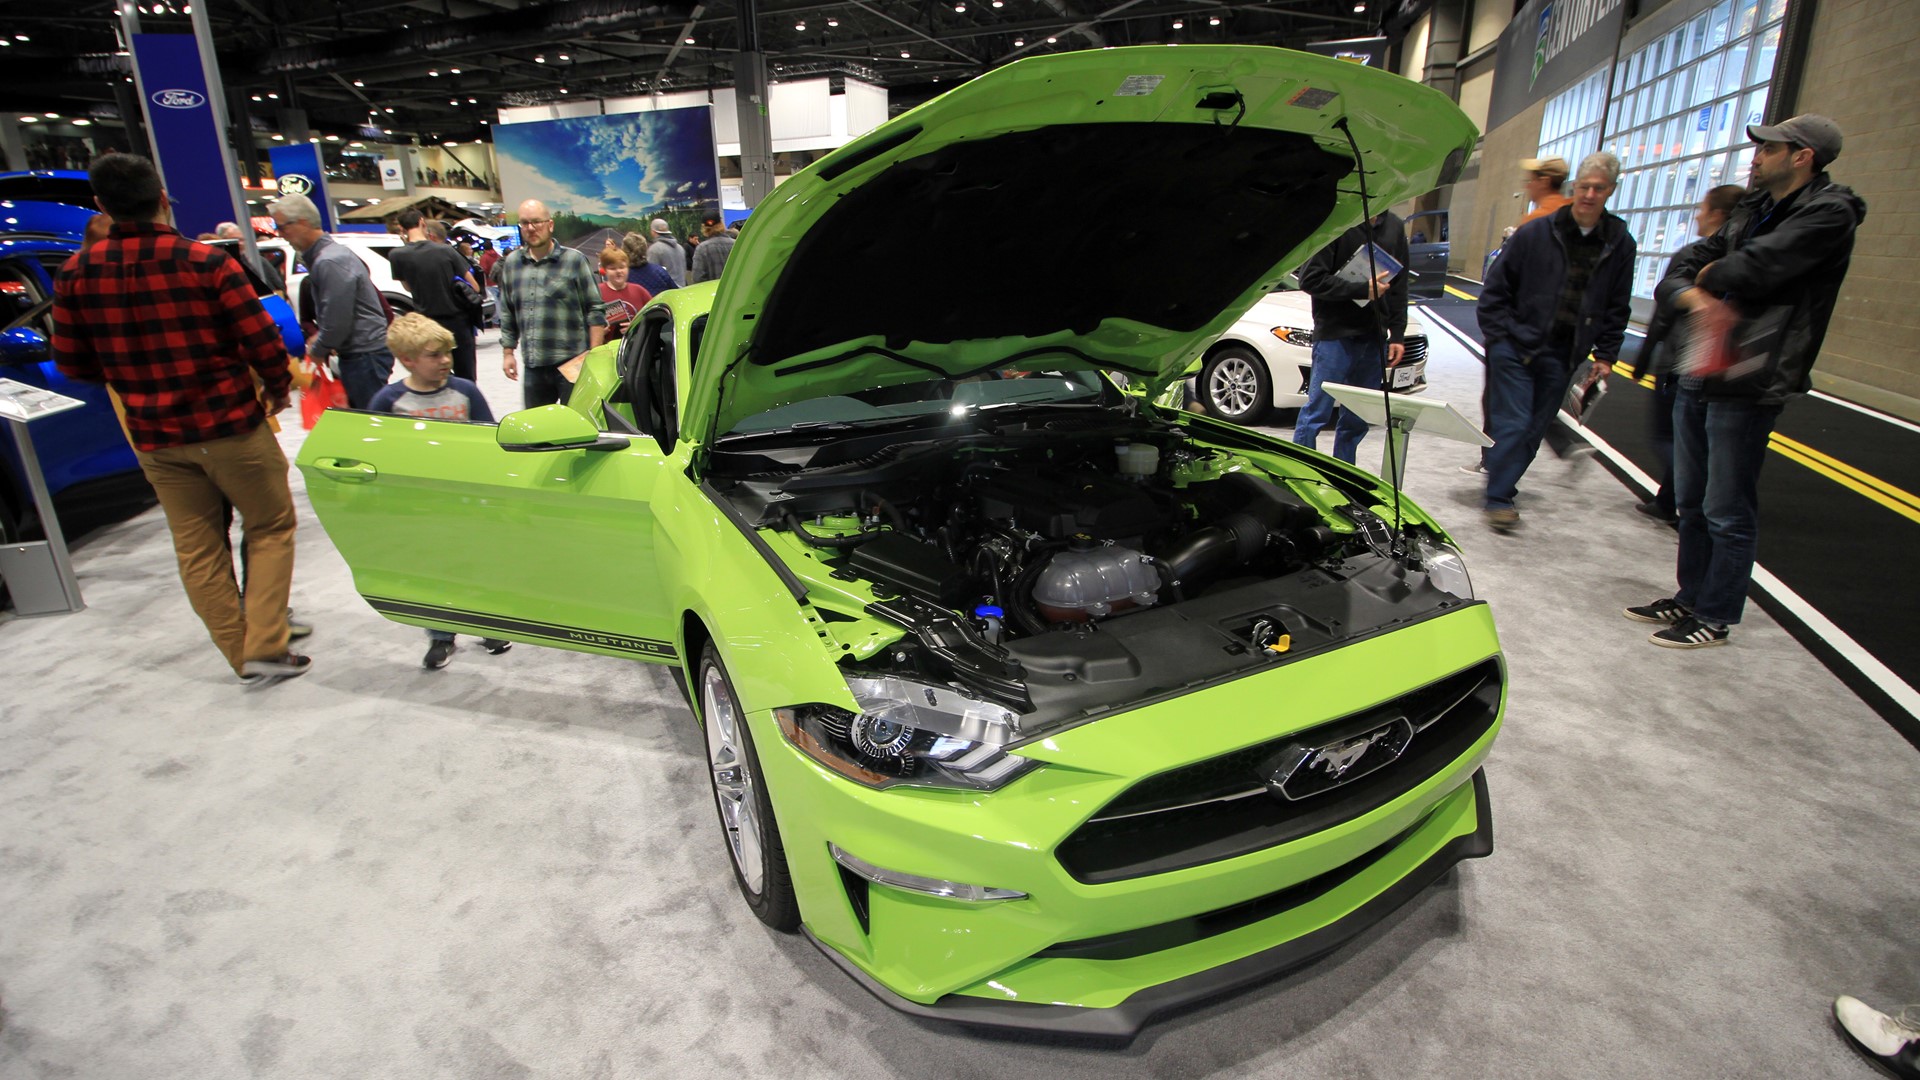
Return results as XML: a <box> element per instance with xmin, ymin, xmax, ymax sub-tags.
<box><xmin>299</xmin><ymin>45</ymin><xmax>1500</xmax><ymax>1039</ymax></box>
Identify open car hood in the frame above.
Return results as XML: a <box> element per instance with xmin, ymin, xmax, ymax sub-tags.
<box><xmin>686</xmin><ymin>45</ymin><xmax>1476</xmax><ymax>441</ymax></box>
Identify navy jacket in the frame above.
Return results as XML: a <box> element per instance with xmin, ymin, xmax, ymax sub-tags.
<box><xmin>1297</xmin><ymin>212</ymin><xmax>1409</xmax><ymax>344</ymax></box>
<box><xmin>1477</xmin><ymin>206</ymin><xmax>1635</xmax><ymax>368</ymax></box>
<box><xmin>1655</xmin><ymin>174</ymin><xmax>1866</xmax><ymax>406</ymax></box>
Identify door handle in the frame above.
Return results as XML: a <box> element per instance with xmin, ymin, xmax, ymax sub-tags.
<box><xmin>311</xmin><ymin>457</ymin><xmax>377</xmax><ymax>482</ymax></box>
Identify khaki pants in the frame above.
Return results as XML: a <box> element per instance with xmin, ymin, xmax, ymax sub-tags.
<box><xmin>136</xmin><ymin>423</ymin><xmax>296</xmax><ymax>675</ymax></box>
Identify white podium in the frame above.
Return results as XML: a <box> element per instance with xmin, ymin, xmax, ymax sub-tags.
<box><xmin>0</xmin><ymin>378</ymin><xmax>88</xmax><ymax>615</ymax></box>
<box><xmin>1321</xmin><ymin>382</ymin><xmax>1490</xmax><ymax>486</ymax></box>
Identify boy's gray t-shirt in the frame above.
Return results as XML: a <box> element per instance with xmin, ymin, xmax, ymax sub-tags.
<box><xmin>366</xmin><ymin>376</ymin><xmax>494</xmax><ymax>423</ymax></box>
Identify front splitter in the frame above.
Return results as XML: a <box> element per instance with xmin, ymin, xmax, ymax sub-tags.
<box><xmin>805</xmin><ymin>769</ymin><xmax>1494</xmax><ymax>1042</ymax></box>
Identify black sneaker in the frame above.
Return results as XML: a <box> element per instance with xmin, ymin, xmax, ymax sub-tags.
<box><xmin>1624</xmin><ymin>598</ymin><xmax>1690</xmax><ymax>624</ymax></box>
<box><xmin>423</xmin><ymin>640</ymin><xmax>455</xmax><ymax>669</ymax></box>
<box><xmin>1632</xmin><ymin>500</ymin><xmax>1679</xmax><ymax>525</ymax></box>
<box><xmin>1650</xmin><ymin>616</ymin><xmax>1729</xmax><ymax>649</ymax></box>
<box><xmin>480</xmin><ymin>638</ymin><xmax>513</xmax><ymax>655</ymax></box>
<box><xmin>240</xmin><ymin>652</ymin><xmax>313</xmax><ymax>682</ymax></box>
<box><xmin>1834</xmin><ymin>996</ymin><xmax>1920</xmax><ymax>1080</ymax></box>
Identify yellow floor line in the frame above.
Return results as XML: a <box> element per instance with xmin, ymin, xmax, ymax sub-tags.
<box><xmin>1770</xmin><ymin>433</ymin><xmax>1920</xmax><ymax>513</ymax></box>
<box><xmin>1769</xmin><ymin>441</ymin><xmax>1920</xmax><ymax>524</ymax></box>
<box><xmin>1442</xmin><ymin>284</ymin><xmax>1477</xmax><ymax>301</ymax></box>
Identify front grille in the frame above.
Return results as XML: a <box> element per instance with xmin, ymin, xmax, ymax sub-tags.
<box><xmin>1402</xmin><ymin>335</ymin><xmax>1429</xmax><ymax>366</ymax></box>
<box><xmin>1055</xmin><ymin>659</ymin><xmax>1501</xmax><ymax>884</ymax></box>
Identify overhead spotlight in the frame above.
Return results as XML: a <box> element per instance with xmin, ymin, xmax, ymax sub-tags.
<box><xmin>534</xmin><ymin>54</ymin><xmax>546</xmax><ymax>62</ymax></box>
<box><xmin>443</xmin><ymin>140</ymin><xmax>456</xmax><ymax>146</ymax></box>
<box><xmin>467</xmin><ymin>97</ymin><xmax>477</xmax><ymax>103</ymax></box>
<box><xmin>1046</xmin><ymin>34</ymin><xmax>1058</xmax><ymax>42</ymax></box>
<box><xmin>795</xmin><ymin>20</ymin><xmax>805</xmax><ymax>29</ymax></box>
<box><xmin>1352</xmin><ymin>1</ymin><xmax>1365</xmax><ymax>8</ymax></box>
<box><xmin>353</xmin><ymin>80</ymin><xmax>364</xmax><ymax>87</ymax></box>
<box><xmin>384</xmin><ymin>107</ymin><xmax>395</xmax><ymax>113</ymax></box>
<box><xmin>44</xmin><ymin>112</ymin><xmax>59</xmax><ymax>118</ymax></box>
<box><xmin>267</xmin><ymin>92</ymin><xmax>279</xmax><ymax>99</ymax></box>
<box><xmin>349</xmin><ymin>141</ymin><xmax>364</xmax><ymax>147</ymax></box>
<box><xmin>450</xmin><ymin>98</ymin><xmax>458</xmax><ymax>104</ymax></box>
<box><xmin>900</xmin><ymin>49</ymin><xmax>910</xmax><ymax>57</ymax></box>
<box><xmin>449</xmin><ymin>66</ymin><xmax>461</xmax><ymax>73</ymax></box>
<box><xmin>14</xmin><ymin>33</ymin><xmax>28</xmax><ymax>40</ymax></box>
<box><xmin>559</xmin><ymin>87</ymin><xmax>569</xmax><ymax>94</ymax></box>
<box><xmin>0</xmin><ymin>39</ymin><xmax>9</xmax><ymax>46</ymax></box>
<box><xmin>251</xmin><ymin>94</ymin><xmax>263</xmax><ymax>101</ymax></box>
<box><xmin>1013</xmin><ymin>37</ymin><xmax>1024</xmax><ymax>45</ymax></box>
<box><xmin>991</xmin><ymin>0</ymin><xmax>1002</xmax><ymax>6</ymax></box>
<box><xmin>954</xmin><ymin>1</ymin><xmax>965</xmax><ymax>10</ymax></box>
<box><xmin>1171</xmin><ymin>17</ymin><xmax>1183</xmax><ymax>27</ymax></box>
<box><xmin>271</xmin><ymin>133</ymin><xmax>283</xmax><ymax>140</ymax></box>
<box><xmin>826</xmin><ymin>16</ymin><xmax>838</xmax><ymax>25</ymax></box>
<box><xmin>72</xmin><ymin>118</ymin><xmax>91</xmax><ymax>126</ymax></box>
<box><xmin>325</xmin><ymin>134</ymin><xmax>340</xmax><ymax>141</ymax></box>
<box><xmin>429</xmin><ymin>69</ymin><xmax>440</xmax><ymax>76</ymax></box>
<box><xmin>382</xmin><ymin>128</ymin><xmax>393</xmax><ymax>134</ymax></box>
<box><xmin>685</xmin><ymin>36</ymin><xmax>695</xmax><ymax>44</ymax></box>
<box><xmin>307</xmin><ymin>136</ymin><xmax>318</xmax><ymax>143</ymax></box>
<box><xmin>1208</xmin><ymin>15</ymin><xmax>1220</xmax><ymax>24</ymax></box>
<box><xmin>557</xmin><ymin>53</ymin><xmax>569</xmax><ymax>60</ymax></box>
<box><xmin>19</xmin><ymin>116</ymin><xmax>38</xmax><ymax>123</ymax></box>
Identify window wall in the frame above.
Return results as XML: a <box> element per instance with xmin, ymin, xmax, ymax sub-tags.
<box><xmin>1535</xmin><ymin>0</ymin><xmax>1788</xmax><ymax>297</ymax></box>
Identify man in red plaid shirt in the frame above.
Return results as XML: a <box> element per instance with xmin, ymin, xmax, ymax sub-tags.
<box><xmin>52</xmin><ymin>153</ymin><xmax>311</xmax><ymax>683</ymax></box>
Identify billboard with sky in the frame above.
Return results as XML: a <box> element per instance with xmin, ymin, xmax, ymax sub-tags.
<box><xmin>493</xmin><ymin>107</ymin><xmax>721</xmax><ymax>254</ymax></box>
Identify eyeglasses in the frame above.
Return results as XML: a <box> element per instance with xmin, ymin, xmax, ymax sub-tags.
<box><xmin>520</xmin><ymin>218</ymin><xmax>552</xmax><ymax>226</ymax></box>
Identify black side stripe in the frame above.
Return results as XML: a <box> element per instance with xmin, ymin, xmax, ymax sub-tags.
<box><xmin>364</xmin><ymin>597</ymin><xmax>677</xmax><ymax>660</ymax></box>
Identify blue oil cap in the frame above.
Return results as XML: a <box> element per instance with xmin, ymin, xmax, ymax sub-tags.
<box><xmin>974</xmin><ymin>605</ymin><xmax>1005</xmax><ymax>618</ymax></box>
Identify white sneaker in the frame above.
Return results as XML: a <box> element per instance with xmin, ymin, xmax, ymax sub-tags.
<box><xmin>1835</xmin><ymin>995</ymin><xmax>1920</xmax><ymax>1079</ymax></box>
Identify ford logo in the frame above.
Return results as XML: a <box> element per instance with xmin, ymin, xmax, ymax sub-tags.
<box><xmin>277</xmin><ymin>174</ymin><xmax>313</xmax><ymax>197</ymax></box>
<box><xmin>150</xmin><ymin>89</ymin><xmax>206</xmax><ymax>109</ymax></box>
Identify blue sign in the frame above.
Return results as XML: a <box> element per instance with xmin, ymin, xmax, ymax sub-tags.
<box><xmin>129</xmin><ymin>33</ymin><xmax>243</xmax><ymax>239</ymax></box>
<box><xmin>268</xmin><ymin>144</ymin><xmax>334</xmax><ymax>231</ymax></box>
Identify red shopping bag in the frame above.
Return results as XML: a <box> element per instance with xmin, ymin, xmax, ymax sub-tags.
<box><xmin>299</xmin><ymin>361</ymin><xmax>347</xmax><ymax>429</ymax></box>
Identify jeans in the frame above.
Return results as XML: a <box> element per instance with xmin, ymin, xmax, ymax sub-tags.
<box><xmin>1293</xmin><ymin>336</ymin><xmax>1385</xmax><ymax>465</ymax></box>
<box><xmin>1483</xmin><ymin>340</ymin><xmax>1576</xmax><ymax>510</ymax></box>
<box><xmin>522</xmin><ymin>364</ymin><xmax>571</xmax><ymax>410</ymax></box>
<box><xmin>1649</xmin><ymin>374</ymin><xmax>1679</xmax><ymax>516</ymax></box>
<box><xmin>1672</xmin><ymin>385</ymin><xmax>1779</xmax><ymax>625</ymax></box>
<box><xmin>338</xmin><ymin>348</ymin><xmax>396</xmax><ymax>411</ymax></box>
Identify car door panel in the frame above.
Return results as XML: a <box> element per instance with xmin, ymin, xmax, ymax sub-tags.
<box><xmin>298</xmin><ymin>410</ymin><xmax>678</xmax><ymax>662</ymax></box>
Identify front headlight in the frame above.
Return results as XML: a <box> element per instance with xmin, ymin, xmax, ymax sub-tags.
<box><xmin>775</xmin><ymin>675</ymin><xmax>1038</xmax><ymax>791</ymax></box>
<box><xmin>1271</xmin><ymin>326</ymin><xmax>1314</xmax><ymax>347</ymax></box>
<box><xmin>1412</xmin><ymin>535</ymin><xmax>1474</xmax><ymax>600</ymax></box>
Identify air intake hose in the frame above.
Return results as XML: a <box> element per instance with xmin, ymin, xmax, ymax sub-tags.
<box><xmin>1157</xmin><ymin>512</ymin><xmax>1269</xmax><ymax>587</ymax></box>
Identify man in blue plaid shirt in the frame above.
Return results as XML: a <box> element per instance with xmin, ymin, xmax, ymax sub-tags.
<box><xmin>497</xmin><ymin>198</ymin><xmax>606</xmax><ymax>409</ymax></box>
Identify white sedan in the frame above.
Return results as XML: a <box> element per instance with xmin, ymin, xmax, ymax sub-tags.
<box><xmin>1193</xmin><ymin>286</ymin><xmax>1428</xmax><ymax>425</ymax></box>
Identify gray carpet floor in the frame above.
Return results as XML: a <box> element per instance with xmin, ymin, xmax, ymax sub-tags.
<box><xmin>2</xmin><ymin>326</ymin><xmax>1914</xmax><ymax>1080</ymax></box>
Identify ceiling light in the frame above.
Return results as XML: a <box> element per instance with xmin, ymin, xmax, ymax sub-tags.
<box><xmin>467</xmin><ymin>97</ymin><xmax>477</xmax><ymax>103</ymax></box>
<box><xmin>384</xmin><ymin>107</ymin><xmax>394</xmax><ymax>113</ymax></box>
<box><xmin>684</xmin><ymin>36</ymin><xmax>695</xmax><ymax>44</ymax></box>
<box><xmin>827</xmin><ymin>16</ymin><xmax>838</xmax><ymax>25</ymax></box>
<box><xmin>450</xmin><ymin>98</ymin><xmax>458</xmax><ymax>104</ymax></box>
<box><xmin>1208</xmin><ymin>15</ymin><xmax>1220</xmax><ymax>24</ymax></box>
<box><xmin>353</xmin><ymin>80</ymin><xmax>364</xmax><ymax>87</ymax></box>
<box><xmin>1352</xmin><ymin>1</ymin><xmax>1365</xmax><ymax>8</ymax></box>
<box><xmin>72</xmin><ymin>118</ymin><xmax>91</xmax><ymax>126</ymax></box>
<box><xmin>795</xmin><ymin>20</ymin><xmax>805</xmax><ymax>29</ymax></box>
<box><xmin>308</xmin><ymin>136</ymin><xmax>318</xmax><ymax>143</ymax></box>
<box><xmin>19</xmin><ymin>116</ymin><xmax>38</xmax><ymax>124</ymax></box>
<box><xmin>383</xmin><ymin>128</ymin><xmax>393</xmax><ymax>134</ymax></box>
<box><xmin>900</xmin><ymin>49</ymin><xmax>910</xmax><ymax>57</ymax></box>
<box><xmin>1171</xmin><ymin>17</ymin><xmax>1183</xmax><ymax>27</ymax></box>
<box><xmin>0</xmin><ymin>40</ymin><xmax>10</xmax><ymax>46</ymax></box>
<box><xmin>45</xmin><ymin>112</ymin><xmax>59</xmax><ymax>119</ymax></box>
<box><xmin>326</xmin><ymin>134</ymin><xmax>340</xmax><ymax>140</ymax></box>
<box><xmin>954</xmin><ymin>1</ymin><xmax>965</xmax><ymax>10</ymax></box>
<box><xmin>271</xmin><ymin>133</ymin><xmax>283</xmax><ymax>140</ymax></box>
<box><xmin>14</xmin><ymin>33</ymin><xmax>27</xmax><ymax>41</ymax></box>
<box><xmin>1013</xmin><ymin>37</ymin><xmax>1024</xmax><ymax>45</ymax></box>
<box><xmin>559</xmin><ymin>87</ymin><xmax>569</xmax><ymax>94</ymax></box>
<box><xmin>349</xmin><ymin>141</ymin><xmax>363</xmax><ymax>147</ymax></box>
<box><xmin>557</xmin><ymin>53</ymin><xmax>569</xmax><ymax>60</ymax></box>
<box><xmin>449</xmin><ymin>67</ymin><xmax>461</xmax><ymax>73</ymax></box>
<box><xmin>251</xmin><ymin>94</ymin><xmax>263</xmax><ymax>101</ymax></box>
<box><xmin>991</xmin><ymin>0</ymin><xmax>1002</xmax><ymax>6</ymax></box>
<box><xmin>267</xmin><ymin>92</ymin><xmax>279</xmax><ymax>99</ymax></box>
<box><xmin>444</xmin><ymin>140</ymin><xmax>456</xmax><ymax>146</ymax></box>
<box><xmin>534</xmin><ymin>54</ymin><xmax>546</xmax><ymax>63</ymax></box>
<box><xmin>429</xmin><ymin>69</ymin><xmax>440</xmax><ymax>76</ymax></box>
<box><xmin>1046</xmin><ymin>35</ymin><xmax>1058</xmax><ymax>42</ymax></box>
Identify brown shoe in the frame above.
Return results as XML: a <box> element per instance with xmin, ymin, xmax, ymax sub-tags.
<box><xmin>1484</xmin><ymin>507</ymin><xmax>1521</xmax><ymax>532</ymax></box>
<box><xmin>240</xmin><ymin>653</ymin><xmax>313</xmax><ymax>682</ymax></box>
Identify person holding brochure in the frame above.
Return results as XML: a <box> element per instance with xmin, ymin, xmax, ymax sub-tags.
<box><xmin>1292</xmin><ymin>211</ymin><xmax>1409</xmax><ymax>465</ymax></box>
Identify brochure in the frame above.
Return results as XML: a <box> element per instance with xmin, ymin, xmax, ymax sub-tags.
<box><xmin>1335</xmin><ymin>242</ymin><xmax>1405</xmax><ymax>307</ymax></box>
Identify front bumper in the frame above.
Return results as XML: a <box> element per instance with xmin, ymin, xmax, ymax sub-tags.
<box><xmin>811</xmin><ymin>769</ymin><xmax>1491</xmax><ymax>1040</ymax></box>
<box><xmin>756</xmin><ymin>604</ymin><xmax>1504</xmax><ymax>1036</ymax></box>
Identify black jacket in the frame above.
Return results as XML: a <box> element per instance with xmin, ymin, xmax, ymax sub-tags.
<box><xmin>1477</xmin><ymin>205</ymin><xmax>1635</xmax><ymax>367</ymax></box>
<box><xmin>1630</xmin><ymin>235</ymin><xmax>1716</xmax><ymax>381</ymax></box>
<box><xmin>1655</xmin><ymin>174</ymin><xmax>1867</xmax><ymax>406</ymax></box>
<box><xmin>1297</xmin><ymin>211</ymin><xmax>1409</xmax><ymax>344</ymax></box>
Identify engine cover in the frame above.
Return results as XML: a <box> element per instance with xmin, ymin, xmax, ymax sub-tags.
<box><xmin>974</xmin><ymin>469</ymin><xmax>1166</xmax><ymax>540</ymax></box>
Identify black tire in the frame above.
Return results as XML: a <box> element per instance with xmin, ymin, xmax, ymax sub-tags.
<box><xmin>697</xmin><ymin>642</ymin><xmax>799</xmax><ymax>931</ymax></box>
<box><xmin>1199</xmin><ymin>346</ymin><xmax>1272</xmax><ymax>426</ymax></box>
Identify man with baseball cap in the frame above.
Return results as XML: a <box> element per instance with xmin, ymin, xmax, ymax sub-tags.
<box><xmin>1626</xmin><ymin>114</ymin><xmax>1866</xmax><ymax>649</ymax></box>
<box><xmin>646</xmin><ymin>217</ymin><xmax>688</xmax><ymax>287</ymax></box>
<box><xmin>689</xmin><ymin>215</ymin><xmax>736</xmax><ymax>284</ymax></box>
<box><xmin>1517</xmin><ymin>157</ymin><xmax>1572</xmax><ymax>228</ymax></box>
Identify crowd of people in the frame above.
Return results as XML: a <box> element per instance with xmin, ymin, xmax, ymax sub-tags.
<box><xmin>28</xmin><ymin>113</ymin><xmax>1915</xmax><ymax>1079</ymax></box>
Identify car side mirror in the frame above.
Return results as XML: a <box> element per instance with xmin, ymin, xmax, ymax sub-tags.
<box><xmin>495</xmin><ymin>404</ymin><xmax>628</xmax><ymax>452</ymax></box>
<box><xmin>0</xmin><ymin>327</ymin><xmax>52</xmax><ymax>367</ymax></box>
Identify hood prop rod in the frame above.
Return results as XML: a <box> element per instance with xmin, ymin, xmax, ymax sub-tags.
<box><xmin>1331</xmin><ymin>115</ymin><xmax>1408</xmax><ymax>552</ymax></box>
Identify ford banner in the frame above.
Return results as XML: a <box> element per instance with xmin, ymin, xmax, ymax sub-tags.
<box><xmin>129</xmin><ymin>33</ymin><xmax>243</xmax><ymax>238</ymax></box>
<box><xmin>268</xmin><ymin>144</ymin><xmax>335</xmax><ymax>231</ymax></box>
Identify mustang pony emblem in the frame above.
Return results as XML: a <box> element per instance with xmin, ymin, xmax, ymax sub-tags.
<box><xmin>1312</xmin><ymin>731</ymin><xmax>1386</xmax><ymax>779</ymax></box>
<box><xmin>1264</xmin><ymin>716</ymin><xmax>1415</xmax><ymax>801</ymax></box>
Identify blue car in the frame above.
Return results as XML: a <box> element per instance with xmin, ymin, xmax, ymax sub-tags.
<box><xmin>0</xmin><ymin>196</ymin><xmax>304</xmax><ymax>551</ymax></box>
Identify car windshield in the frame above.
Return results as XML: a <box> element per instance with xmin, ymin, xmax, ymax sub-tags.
<box><xmin>724</xmin><ymin>369</ymin><xmax>1108</xmax><ymax>437</ymax></box>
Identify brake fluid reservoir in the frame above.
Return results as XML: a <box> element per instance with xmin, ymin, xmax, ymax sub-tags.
<box><xmin>1033</xmin><ymin>546</ymin><xmax>1161</xmax><ymax>622</ymax></box>
<box><xmin>1115</xmin><ymin>441</ymin><xmax>1159</xmax><ymax>480</ymax></box>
